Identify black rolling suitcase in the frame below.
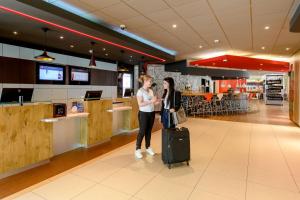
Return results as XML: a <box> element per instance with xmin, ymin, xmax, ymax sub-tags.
<box><xmin>162</xmin><ymin>127</ymin><xmax>190</xmax><ymax>169</ymax></box>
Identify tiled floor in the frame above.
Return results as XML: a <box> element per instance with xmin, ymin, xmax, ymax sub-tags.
<box><xmin>4</xmin><ymin>118</ymin><xmax>300</xmax><ymax>200</ymax></box>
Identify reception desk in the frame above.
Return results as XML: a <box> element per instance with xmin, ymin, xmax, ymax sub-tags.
<box><xmin>0</xmin><ymin>98</ymin><xmax>139</xmax><ymax>176</ymax></box>
<box><xmin>0</xmin><ymin>103</ymin><xmax>53</xmax><ymax>174</ymax></box>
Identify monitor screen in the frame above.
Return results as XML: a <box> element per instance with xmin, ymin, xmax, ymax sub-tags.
<box><xmin>39</xmin><ymin>65</ymin><xmax>64</xmax><ymax>81</ymax></box>
<box><xmin>84</xmin><ymin>90</ymin><xmax>102</xmax><ymax>101</ymax></box>
<box><xmin>124</xmin><ymin>88</ymin><xmax>133</xmax><ymax>97</ymax></box>
<box><xmin>70</xmin><ymin>67</ymin><xmax>90</xmax><ymax>82</ymax></box>
<box><xmin>0</xmin><ymin>88</ymin><xmax>33</xmax><ymax>103</ymax></box>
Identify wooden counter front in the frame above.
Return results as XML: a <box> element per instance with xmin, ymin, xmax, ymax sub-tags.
<box><xmin>113</xmin><ymin>97</ymin><xmax>139</xmax><ymax>130</ymax></box>
<box><xmin>82</xmin><ymin>99</ymin><xmax>113</xmax><ymax>147</ymax></box>
<box><xmin>0</xmin><ymin>104</ymin><xmax>53</xmax><ymax>174</ymax></box>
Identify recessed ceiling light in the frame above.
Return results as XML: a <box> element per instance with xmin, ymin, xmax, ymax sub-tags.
<box><xmin>60</xmin><ymin>36</ymin><xmax>64</xmax><ymax>39</ymax></box>
<box><xmin>103</xmin><ymin>48</ymin><xmax>106</xmax><ymax>51</ymax></box>
<box><xmin>13</xmin><ymin>31</ymin><xmax>18</xmax><ymax>35</ymax></box>
<box><xmin>172</xmin><ymin>24</ymin><xmax>177</xmax><ymax>28</ymax></box>
<box><xmin>89</xmin><ymin>49</ymin><xmax>93</xmax><ymax>53</ymax></box>
<box><xmin>105</xmin><ymin>53</ymin><xmax>108</xmax><ymax>56</ymax></box>
<box><xmin>286</xmin><ymin>47</ymin><xmax>290</xmax><ymax>51</ymax></box>
<box><xmin>261</xmin><ymin>46</ymin><xmax>265</xmax><ymax>50</ymax></box>
<box><xmin>70</xmin><ymin>45</ymin><xmax>74</xmax><ymax>48</ymax></box>
<box><xmin>223</xmin><ymin>59</ymin><xmax>228</xmax><ymax>62</ymax></box>
<box><xmin>199</xmin><ymin>45</ymin><xmax>203</xmax><ymax>48</ymax></box>
<box><xmin>214</xmin><ymin>39</ymin><xmax>220</xmax><ymax>43</ymax></box>
<box><xmin>264</xmin><ymin>26</ymin><xmax>270</xmax><ymax>30</ymax></box>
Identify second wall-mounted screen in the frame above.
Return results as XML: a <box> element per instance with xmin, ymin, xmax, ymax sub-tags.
<box><xmin>70</xmin><ymin>66</ymin><xmax>90</xmax><ymax>85</ymax></box>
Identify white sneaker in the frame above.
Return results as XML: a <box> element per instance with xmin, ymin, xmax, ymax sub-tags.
<box><xmin>146</xmin><ymin>147</ymin><xmax>155</xmax><ymax>156</ymax></box>
<box><xmin>135</xmin><ymin>149</ymin><xmax>143</xmax><ymax>159</ymax></box>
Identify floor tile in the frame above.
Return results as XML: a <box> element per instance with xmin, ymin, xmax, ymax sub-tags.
<box><xmin>32</xmin><ymin>174</ymin><xmax>96</xmax><ymax>200</ymax></box>
<box><xmin>135</xmin><ymin>176</ymin><xmax>193</xmax><ymax>200</ymax></box>
<box><xmin>8</xmin><ymin>192</ymin><xmax>44</xmax><ymax>200</ymax></box>
<box><xmin>247</xmin><ymin>166</ymin><xmax>298</xmax><ymax>192</ymax></box>
<box><xmin>72</xmin><ymin>184</ymin><xmax>131</xmax><ymax>200</ymax></box>
<box><xmin>246</xmin><ymin>182</ymin><xmax>300</xmax><ymax>200</ymax></box>
<box><xmin>189</xmin><ymin>188</ymin><xmax>237</xmax><ymax>200</ymax></box>
<box><xmin>71</xmin><ymin>161</ymin><xmax>121</xmax><ymax>183</ymax></box>
<box><xmin>101</xmin><ymin>168</ymin><xmax>155</xmax><ymax>195</ymax></box>
<box><xmin>196</xmin><ymin>172</ymin><xmax>246</xmax><ymax>200</ymax></box>
<box><xmin>156</xmin><ymin>165</ymin><xmax>203</xmax><ymax>188</ymax></box>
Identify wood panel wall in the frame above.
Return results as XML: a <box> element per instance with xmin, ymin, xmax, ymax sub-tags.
<box><xmin>0</xmin><ymin>56</ymin><xmax>117</xmax><ymax>86</ymax></box>
<box><xmin>83</xmin><ymin>99</ymin><xmax>113</xmax><ymax>146</ymax></box>
<box><xmin>0</xmin><ymin>104</ymin><xmax>53</xmax><ymax>174</ymax></box>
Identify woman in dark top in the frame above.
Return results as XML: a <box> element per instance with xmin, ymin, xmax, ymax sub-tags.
<box><xmin>161</xmin><ymin>77</ymin><xmax>181</xmax><ymax>128</ymax></box>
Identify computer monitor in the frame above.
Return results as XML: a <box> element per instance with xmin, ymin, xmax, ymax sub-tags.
<box><xmin>84</xmin><ymin>90</ymin><xmax>102</xmax><ymax>101</ymax></box>
<box><xmin>0</xmin><ymin>88</ymin><xmax>33</xmax><ymax>103</ymax></box>
<box><xmin>124</xmin><ymin>88</ymin><xmax>134</xmax><ymax>97</ymax></box>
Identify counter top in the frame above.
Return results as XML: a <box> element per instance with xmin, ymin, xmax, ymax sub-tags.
<box><xmin>41</xmin><ymin>112</ymin><xmax>89</xmax><ymax>123</ymax></box>
<box><xmin>0</xmin><ymin>101</ymin><xmax>52</xmax><ymax>107</ymax></box>
<box><xmin>107</xmin><ymin>106</ymin><xmax>132</xmax><ymax>112</ymax></box>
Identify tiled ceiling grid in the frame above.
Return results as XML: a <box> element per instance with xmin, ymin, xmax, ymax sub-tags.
<box><xmin>46</xmin><ymin>0</ymin><xmax>300</xmax><ymax>59</ymax></box>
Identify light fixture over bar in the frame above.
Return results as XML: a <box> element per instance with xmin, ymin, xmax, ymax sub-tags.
<box><xmin>0</xmin><ymin>5</ymin><xmax>166</xmax><ymax>62</ymax></box>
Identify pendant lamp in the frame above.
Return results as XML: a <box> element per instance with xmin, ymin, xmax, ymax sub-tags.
<box><xmin>89</xmin><ymin>41</ymin><xmax>96</xmax><ymax>67</ymax></box>
<box><xmin>34</xmin><ymin>27</ymin><xmax>55</xmax><ymax>62</ymax></box>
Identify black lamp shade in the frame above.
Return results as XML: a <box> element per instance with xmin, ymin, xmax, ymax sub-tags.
<box><xmin>34</xmin><ymin>51</ymin><xmax>55</xmax><ymax>62</ymax></box>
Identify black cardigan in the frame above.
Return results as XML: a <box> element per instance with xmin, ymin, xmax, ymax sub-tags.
<box><xmin>160</xmin><ymin>90</ymin><xmax>181</xmax><ymax>115</ymax></box>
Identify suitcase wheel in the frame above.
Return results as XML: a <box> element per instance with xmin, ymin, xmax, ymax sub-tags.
<box><xmin>168</xmin><ymin>164</ymin><xmax>171</xmax><ymax>169</ymax></box>
<box><xmin>186</xmin><ymin>161</ymin><xmax>189</xmax><ymax>166</ymax></box>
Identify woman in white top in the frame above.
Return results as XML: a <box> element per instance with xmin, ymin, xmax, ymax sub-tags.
<box><xmin>135</xmin><ymin>75</ymin><xmax>160</xmax><ymax>159</ymax></box>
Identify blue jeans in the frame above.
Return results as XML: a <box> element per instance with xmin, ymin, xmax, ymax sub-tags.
<box><xmin>162</xmin><ymin>109</ymin><xmax>175</xmax><ymax>129</ymax></box>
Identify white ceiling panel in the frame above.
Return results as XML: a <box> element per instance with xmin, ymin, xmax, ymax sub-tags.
<box><xmin>186</xmin><ymin>15</ymin><xmax>221</xmax><ymax>36</ymax></box>
<box><xmin>101</xmin><ymin>2</ymin><xmax>140</xmax><ymax>20</ymax></box>
<box><xmin>145</xmin><ymin>9</ymin><xmax>181</xmax><ymax>23</ymax></box>
<box><xmin>252</xmin><ymin>0</ymin><xmax>294</xmax><ymax>16</ymax></box>
<box><xmin>91</xmin><ymin>10</ymin><xmax>122</xmax><ymax>26</ymax></box>
<box><xmin>164</xmin><ymin>0</ymin><xmax>200</xmax><ymax>7</ymax></box>
<box><xmin>157</xmin><ymin>19</ymin><xmax>204</xmax><ymax>46</ymax></box>
<box><xmin>123</xmin><ymin>0</ymin><xmax>169</xmax><ymax>14</ymax></box>
<box><xmin>80</xmin><ymin>0</ymin><xmax>120</xmax><ymax>10</ymax></box>
<box><xmin>171</xmin><ymin>0</ymin><xmax>210</xmax><ymax>19</ymax></box>
<box><xmin>121</xmin><ymin>15</ymin><xmax>155</xmax><ymax>29</ymax></box>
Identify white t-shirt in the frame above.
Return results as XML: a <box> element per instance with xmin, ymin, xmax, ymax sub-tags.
<box><xmin>164</xmin><ymin>93</ymin><xmax>170</xmax><ymax>109</ymax></box>
<box><xmin>137</xmin><ymin>88</ymin><xmax>154</xmax><ymax>112</ymax></box>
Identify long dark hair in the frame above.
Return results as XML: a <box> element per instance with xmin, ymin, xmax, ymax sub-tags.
<box><xmin>162</xmin><ymin>77</ymin><xmax>175</xmax><ymax>103</ymax></box>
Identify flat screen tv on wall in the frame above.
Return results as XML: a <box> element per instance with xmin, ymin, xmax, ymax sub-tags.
<box><xmin>37</xmin><ymin>63</ymin><xmax>65</xmax><ymax>84</ymax></box>
<box><xmin>69</xmin><ymin>66</ymin><xmax>90</xmax><ymax>85</ymax></box>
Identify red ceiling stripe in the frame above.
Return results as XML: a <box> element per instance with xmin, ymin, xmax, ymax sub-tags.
<box><xmin>190</xmin><ymin>55</ymin><xmax>290</xmax><ymax>72</ymax></box>
<box><xmin>0</xmin><ymin>5</ymin><xmax>166</xmax><ymax>62</ymax></box>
